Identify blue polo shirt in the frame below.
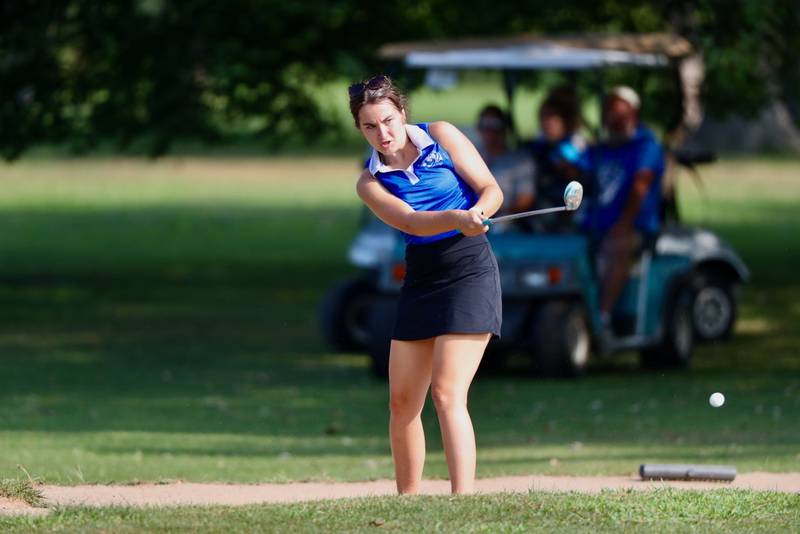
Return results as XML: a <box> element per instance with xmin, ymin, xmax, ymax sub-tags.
<box><xmin>367</xmin><ymin>123</ymin><xmax>478</xmax><ymax>245</ymax></box>
<box><xmin>580</xmin><ymin>125</ymin><xmax>664</xmax><ymax>236</ymax></box>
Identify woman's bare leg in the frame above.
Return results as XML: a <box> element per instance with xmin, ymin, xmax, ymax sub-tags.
<box><xmin>430</xmin><ymin>333</ymin><xmax>490</xmax><ymax>494</ymax></box>
<box><xmin>388</xmin><ymin>338</ymin><xmax>434</xmax><ymax>494</ymax></box>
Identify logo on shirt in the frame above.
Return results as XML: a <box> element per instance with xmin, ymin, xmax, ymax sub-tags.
<box><xmin>420</xmin><ymin>150</ymin><xmax>443</xmax><ymax>168</ymax></box>
<box><xmin>596</xmin><ymin>161</ymin><xmax>625</xmax><ymax>206</ymax></box>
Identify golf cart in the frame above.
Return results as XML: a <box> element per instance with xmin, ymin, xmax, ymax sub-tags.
<box><xmin>320</xmin><ymin>33</ymin><xmax>749</xmax><ymax>377</ymax></box>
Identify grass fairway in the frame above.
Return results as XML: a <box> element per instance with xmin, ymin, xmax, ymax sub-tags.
<box><xmin>0</xmin><ymin>156</ymin><xmax>797</xmax><ymax>492</ymax></box>
<box><xmin>2</xmin><ymin>490</ymin><xmax>798</xmax><ymax>532</ymax></box>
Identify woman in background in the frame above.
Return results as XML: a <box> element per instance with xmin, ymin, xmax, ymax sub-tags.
<box><xmin>528</xmin><ymin>87</ymin><xmax>588</xmax><ymax>231</ymax></box>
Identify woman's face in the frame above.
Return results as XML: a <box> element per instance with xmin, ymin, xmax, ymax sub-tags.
<box><xmin>477</xmin><ymin>113</ymin><xmax>506</xmax><ymax>152</ymax></box>
<box><xmin>357</xmin><ymin>100</ymin><xmax>407</xmax><ymax>155</ymax></box>
<box><xmin>540</xmin><ymin>111</ymin><xmax>566</xmax><ymax>142</ymax></box>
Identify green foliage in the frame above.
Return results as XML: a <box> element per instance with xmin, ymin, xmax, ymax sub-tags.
<box><xmin>0</xmin><ymin>478</ymin><xmax>45</xmax><ymax>508</ymax></box>
<box><xmin>1</xmin><ymin>1</ymin><xmax>359</xmax><ymax>160</ymax></box>
<box><xmin>3</xmin><ymin>1</ymin><xmax>798</xmax><ymax>160</ymax></box>
<box><xmin>775</xmin><ymin>3</ymin><xmax>800</xmax><ymax>123</ymax></box>
<box><xmin>666</xmin><ymin>0</ymin><xmax>795</xmax><ymax>119</ymax></box>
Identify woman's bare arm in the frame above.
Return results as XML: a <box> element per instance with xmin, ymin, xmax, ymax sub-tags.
<box><xmin>428</xmin><ymin>121</ymin><xmax>504</xmax><ymax>218</ymax></box>
<box><xmin>356</xmin><ymin>170</ymin><xmax>483</xmax><ymax>236</ymax></box>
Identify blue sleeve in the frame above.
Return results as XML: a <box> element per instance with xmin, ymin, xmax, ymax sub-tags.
<box><xmin>636</xmin><ymin>139</ymin><xmax>665</xmax><ymax>176</ymax></box>
<box><xmin>575</xmin><ymin>145</ymin><xmax>595</xmax><ymax>174</ymax></box>
<box><xmin>553</xmin><ymin>139</ymin><xmax>582</xmax><ymax>165</ymax></box>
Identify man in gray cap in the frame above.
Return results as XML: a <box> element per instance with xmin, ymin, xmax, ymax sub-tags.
<box><xmin>581</xmin><ymin>86</ymin><xmax>665</xmax><ymax>334</ymax></box>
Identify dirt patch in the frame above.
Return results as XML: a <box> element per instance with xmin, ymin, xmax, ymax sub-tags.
<box><xmin>0</xmin><ymin>496</ymin><xmax>48</xmax><ymax>517</ymax></box>
<box><xmin>29</xmin><ymin>472</ymin><xmax>800</xmax><ymax>509</ymax></box>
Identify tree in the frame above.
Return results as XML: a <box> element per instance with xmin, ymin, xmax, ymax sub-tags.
<box><xmin>1</xmin><ymin>0</ymin><xmax>797</xmax><ymax>160</ymax></box>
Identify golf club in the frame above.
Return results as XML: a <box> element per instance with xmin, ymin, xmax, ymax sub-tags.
<box><xmin>483</xmin><ymin>180</ymin><xmax>583</xmax><ymax>226</ymax></box>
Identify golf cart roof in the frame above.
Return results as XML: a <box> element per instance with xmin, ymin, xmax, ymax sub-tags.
<box><xmin>379</xmin><ymin>33</ymin><xmax>692</xmax><ymax>70</ymax></box>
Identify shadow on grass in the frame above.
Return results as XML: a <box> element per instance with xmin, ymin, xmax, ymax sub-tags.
<box><xmin>0</xmin><ymin>205</ymin><xmax>797</xmax><ymax>456</ymax></box>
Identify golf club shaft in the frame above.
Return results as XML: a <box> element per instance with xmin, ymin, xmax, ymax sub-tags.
<box><xmin>484</xmin><ymin>206</ymin><xmax>566</xmax><ymax>225</ymax></box>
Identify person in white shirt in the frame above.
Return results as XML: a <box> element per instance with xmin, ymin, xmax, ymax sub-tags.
<box><xmin>476</xmin><ymin>104</ymin><xmax>536</xmax><ymax>217</ymax></box>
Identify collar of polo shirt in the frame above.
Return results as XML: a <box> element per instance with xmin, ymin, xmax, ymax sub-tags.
<box><xmin>368</xmin><ymin>124</ymin><xmax>435</xmax><ymax>180</ymax></box>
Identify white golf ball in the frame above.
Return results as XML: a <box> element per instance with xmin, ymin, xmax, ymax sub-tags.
<box><xmin>709</xmin><ymin>392</ymin><xmax>725</xmax><ymax>408</ymax></box>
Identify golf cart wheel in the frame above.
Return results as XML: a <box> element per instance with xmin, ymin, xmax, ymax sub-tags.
<box><xmin>365</xmin><ymin>299</ymin><xmax>396</xmax><ymax>379</ymax></box>
<box><xmin>530</xmin><ymin>301</ymin><xmax>591</xmax><ymax>378</ymax></box>
<box><xmin>319</xmin><ymin>276</ymin><xmax>376</xmax><ymax>352</ymax></box>
<box><xmin>640</xmin><ymin>288</ymin><xmax>694</xmax><ymax>369</ymax></box>
<box><xmin>691</xmin><ymin>275</ymin><xmax>737</xmax><ymax>342</ymax></box>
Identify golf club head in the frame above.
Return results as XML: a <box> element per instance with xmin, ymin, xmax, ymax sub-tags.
<box><xmin>563</xmin><ymin>181</ymin><xmax>583</xmax><ymax>211</ymax></box>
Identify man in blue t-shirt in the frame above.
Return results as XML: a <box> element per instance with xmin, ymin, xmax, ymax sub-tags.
<box><xmin>581</xmin><ymin>86</ymin><xmax>665</xmax><ymax>330</ymax></box>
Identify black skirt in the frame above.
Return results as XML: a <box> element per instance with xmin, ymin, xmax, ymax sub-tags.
<box><xmin>393</xmin><ymin>233</ymin><xmax>502</xmax><ymax>341</ymax></box>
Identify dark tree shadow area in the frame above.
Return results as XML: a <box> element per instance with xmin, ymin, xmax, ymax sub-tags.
<box><xmin>0</xmin><ymin>204</ymin><xmax>797</xmax><ymax>458</ymax></box>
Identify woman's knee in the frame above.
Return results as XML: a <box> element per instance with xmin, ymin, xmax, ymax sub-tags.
<box><xmin>430</xmin><ymin>382</ymin><xmax>465</xmax><ymax>413</ymax></box>
<box><xmin>389</xmin><ymin>389</ymin><xmax>424</xmax><ymax>419</ymax></box>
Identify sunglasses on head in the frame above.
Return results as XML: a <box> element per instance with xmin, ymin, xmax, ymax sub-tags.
<box><xmin>348</xmin><ymin>75</ymin><xmax>389</xmax><ymax>98</ymax></box>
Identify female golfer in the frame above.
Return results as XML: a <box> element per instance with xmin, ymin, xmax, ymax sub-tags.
<box><xmin>349</xmin><ymin>75</ymin><xmax>503</xmax><ymax>495</ymax></box>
